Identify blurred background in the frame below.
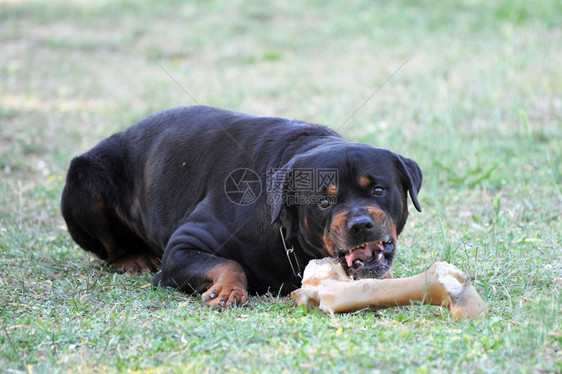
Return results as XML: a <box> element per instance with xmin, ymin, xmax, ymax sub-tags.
<box><xmin>2</xmin><ymin>0</ymin><xmax>560</xmax><ymax>267</ymax></box>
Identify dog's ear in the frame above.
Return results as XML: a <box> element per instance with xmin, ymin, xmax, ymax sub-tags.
<box><xmin>268</xmin><ymin>165</ymin><xmax>293</xmax><ymax>224</ymax></box>
<box><xmin>395</xmin><ymin>154</ymin><xmax>423</xmax><ymax>212</ymax></box>
<box><xmin>268</xmin><ymin>157</ymin><xmax>305</xmax><ymax>245</ymax></box>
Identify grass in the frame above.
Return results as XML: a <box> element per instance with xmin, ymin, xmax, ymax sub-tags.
<box><xmin>1</xmin><ymin>0</ymin><xmax>561</xmax><ymax>372</ymax></box>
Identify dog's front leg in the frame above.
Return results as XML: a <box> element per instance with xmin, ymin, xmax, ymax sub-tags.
<box><xmin>152</xmin><ymin>225</ymin><xmax>248</xmax><ymax>309</ymax></box>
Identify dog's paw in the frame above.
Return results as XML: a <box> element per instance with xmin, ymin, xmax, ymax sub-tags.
<box><xmin>110</xmin><ymin>254</ymin><xmax>160</xmax><ymax>274</ymax></box>
<box><xmin>202</xmin><ymin>282</ymin><xmax>248</xmax><ymax>309</ymax></box>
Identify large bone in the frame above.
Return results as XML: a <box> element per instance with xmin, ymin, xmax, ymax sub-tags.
<box><xmin>292</xmin><ymin>258</ymin><xmax>487</xmax><ymax>319</ymax></box>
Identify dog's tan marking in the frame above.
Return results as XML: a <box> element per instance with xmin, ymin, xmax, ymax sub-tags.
<box><xmin>359</xmin><ymin>175</ymin><xmax>371</xmax><ymax>189</ymax></box>
<box><xmin>364</xmin><ymin>206</ymin><xmax>397</xmax><ymax>238</ymax></box>
<box><xmin>323</xmin><ymin>211</ymin><xmax>347</xmax><ymax>256</ymax></box>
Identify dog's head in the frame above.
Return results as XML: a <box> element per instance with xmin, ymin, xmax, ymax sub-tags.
<box><xmin>269</xmin><ymin>141</ymin><xmax>422</xmax><ymax>279</ymax></box>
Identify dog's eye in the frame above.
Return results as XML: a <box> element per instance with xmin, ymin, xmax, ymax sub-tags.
<box><xmin>318</xmin><ymin>198</ymin><xmax>332</xmax><ymax>209</ymax></box>
<box><xmin>373</xmin><ymin>186</ymin><xmax>384</xmax><ymax>196</ymax></box>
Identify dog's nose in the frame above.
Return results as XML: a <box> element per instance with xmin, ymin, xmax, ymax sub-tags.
<box><xmin>348</xmin><ymin>215</ymin><xmax>374</xmax><ymax>235</ymax></box>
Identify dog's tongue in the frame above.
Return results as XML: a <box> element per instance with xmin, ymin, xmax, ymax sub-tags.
<box><xmin>345</xmin><ymin>242</ymin><xmax>384</xmax><ymax>267</ymax></box>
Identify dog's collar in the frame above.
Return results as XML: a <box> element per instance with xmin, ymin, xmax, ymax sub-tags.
<box><xmin>280</xmin><ymin>226</ymin><xmax>302</xmax><ymax>279</ymax></box>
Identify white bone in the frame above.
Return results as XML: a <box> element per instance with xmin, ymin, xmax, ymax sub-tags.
<box><xmin>292</xmin><ymin>258</ymin><xmax>487</xmax><ymax>319</ymax></box>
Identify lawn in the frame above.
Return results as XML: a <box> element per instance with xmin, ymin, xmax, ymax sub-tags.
<box><xmin>1</xmin><ymin>0</ymin><xmax>561</xmax><ymax>372</ymax></box>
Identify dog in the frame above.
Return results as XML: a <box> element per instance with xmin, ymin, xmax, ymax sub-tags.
<box><xmin>61</xmin><ymin>106</ymin><xmax>422</xmax><ymax>308</ymax></box>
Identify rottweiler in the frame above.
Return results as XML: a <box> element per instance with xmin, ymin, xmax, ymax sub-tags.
<box><xmin>61</xmin><ymin>106</ymin><xmax>422</xmax><ymax>308</ymax></box>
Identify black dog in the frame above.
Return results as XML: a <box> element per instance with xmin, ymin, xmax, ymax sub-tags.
<box><xmin>61</xmin><ymin>106</ymin><xmax>422</xmax><ymax>308</ymax></box>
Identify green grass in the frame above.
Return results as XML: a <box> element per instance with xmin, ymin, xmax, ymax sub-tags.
<box><xmin>1</xmin><ymin>0</ymin><xmax>561</xmax><ymax>372</ymax></box>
